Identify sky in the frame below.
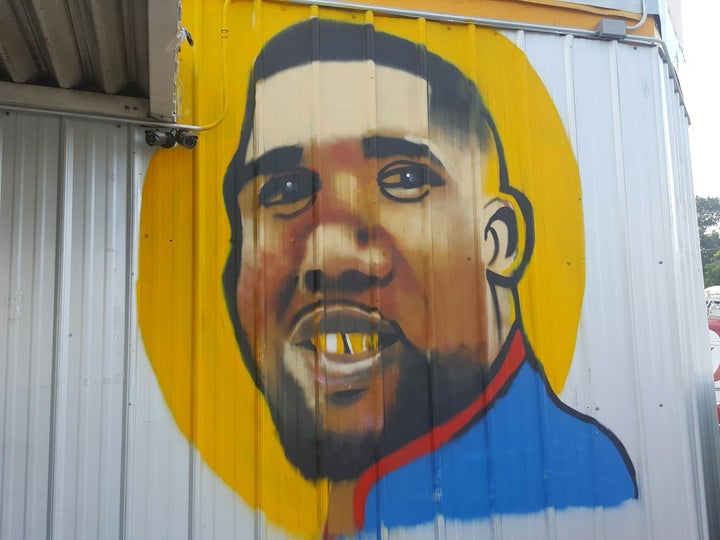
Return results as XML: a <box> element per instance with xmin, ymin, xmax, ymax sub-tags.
<box><xmin>680</xmin><ymin>1</ymin><xmax>720</xmax><ymax>199</ymax></box>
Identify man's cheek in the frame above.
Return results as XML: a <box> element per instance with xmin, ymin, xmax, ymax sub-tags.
<box><xmin>416</xmin><ymin>227</ymin><xmax>488</xmax><ymax>356</ymax></box>
<box><xmin>236</xmin><ymin>249</ymin><xmax>293</xmax><ymax>329</ymax></box>
<box><xmin>236</xmin><ymin>261</ymin><xmax>260</xmax><ymax>343</ymax></box>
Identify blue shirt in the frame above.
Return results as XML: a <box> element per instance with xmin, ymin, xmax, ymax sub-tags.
<box><xmin>357</xmin><ymin>355</ymin><xmax>637</xmax><ymax>532</ymax></box>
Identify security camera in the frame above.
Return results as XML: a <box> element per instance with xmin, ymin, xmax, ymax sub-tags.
<box><xmin>174</xmin><ymin>130</ymin><xmax>198</xmax><ymax>149</ymax></box>
<box><xmin>145</xmin><ymin>130</ymin><xmax>176</xmax><ymax>148</ymax></box>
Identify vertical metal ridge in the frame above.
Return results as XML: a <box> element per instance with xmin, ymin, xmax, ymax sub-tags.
<box><xmin>466</xmin><ymin>24</ymin><xmax>493</xmax><ymax>540</ymax></box>
<box><xmin>118</xmin><ymin>126</ymin><xmax>138</xmax><ymax>540</ymax></box>
<box><xmin>48</xmin><ymin>115</ymin><xmax>73</xmax><ymax>540</ymax></box>
<box><xmin>0</xmin><ymin>110</ymin><xmax>16</xmax><ymax>540</ymax></box>
<box><xmin>652</xmin><ymin>51</ymin><xmax>705</xmax><ymax>537</ymax></box>
<box><xmin>250</xmin><ymin>4</ymin><xmax>264</xmax><ymax>539</ymax></box>
<box><xmin>563</xmin><ymin>35</ymin><xmax>578</xmax><ymax>154</ymax></box>
<box><xmin>12</xmin><ymin>111</ymin><xmax>28</xmax><ymax>540</ymax></box>
<box><xmin>610</xmin><ymin>40</ymin><xmax>657</xmax><ymax>539</ymax></box>
<box><xmin>26</xmin><ymin>114</ymin><xmax>57</xmax><ymax>540</ymax></box>
<box><xmin>658</xmin><ymin>48</ymin><xmax>720</xmax><ymax>539</ymax></box>
<box><xmin>77</xmin><ymin>121</ymin><xmax>95</xmax><ymax>539</ymax></box>
<box><xmin>186</xmin><ymin>1</ymin><xmax>206</xmax><ymax>535</ymax></box>
<box><xmin>416</xmin><ymin>16</ymin><xmax>444</xmax><ymax>540</ymax></box>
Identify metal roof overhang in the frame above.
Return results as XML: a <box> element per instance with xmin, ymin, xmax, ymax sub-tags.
<box><xmin>0</xmin><ymin>0</ymin><xmax>181</xmax><ymax>123</ymax></box>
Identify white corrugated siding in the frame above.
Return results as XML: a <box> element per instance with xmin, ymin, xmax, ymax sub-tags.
<box><xmin>0</xmin><ymin>113</ymin><xmax>158</xmax><ymax>540</ymax></box>
<box><xmin>520</xmin><ymin>32</ymin><xmax>720</xmax><ymax>539</ymax></box>
<box><xmin>1</xmin><ymin>29</ymin><xmax>719</xmax><ymax>540</ymax></box>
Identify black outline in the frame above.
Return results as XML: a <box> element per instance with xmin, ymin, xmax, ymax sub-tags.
<box><xmin>362</xmin><ymin>136</ymin><xmax>444</xmax><ymax>167</ymax></box>
<box><xmin>222</xmin><ymin>22</ymin><xmax>534</xmax><ymax>389</ymax></box>
<box><xmin>258</xmin><ymin>168</ymin><xmax>321</xmax><ymax>207</ymax></box>
<box><xmin>376</xmin><ymin>159</ymin><xmax>445</xmax><ymax>203</ymax></box>
<box><xmin>218</xmin><ymin>20</ymin><xmax>637</xmax><ymax>499</ymax></box>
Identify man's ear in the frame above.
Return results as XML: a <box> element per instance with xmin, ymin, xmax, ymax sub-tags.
<box><xmin>482</xmin><ymin>197</ymin><xmax>525</xmax><ymax>282</ymax></box>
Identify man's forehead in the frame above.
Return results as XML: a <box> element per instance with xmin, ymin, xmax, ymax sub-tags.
<box><xmin>244</xmin><ymin>61</ymin><xmax>431</xmax><ymax>164</ymax></box>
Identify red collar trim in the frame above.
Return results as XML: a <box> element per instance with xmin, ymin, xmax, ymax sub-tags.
<box><xmin>352</xmin><ymin>329</ymin><xmax>527</xmax><ymax>529</ymax></box>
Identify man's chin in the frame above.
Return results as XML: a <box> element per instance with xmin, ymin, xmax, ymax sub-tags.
<box><xmin>267</xmin><ymin>369</ymin><xmax>388</xmax><ymax>481</ymax></box>
<box><xmin>268</xmin><ymin>355</ymin><xmax>417</xmax><ymax>481</ymax></box>
<box><xmin>295</xmin><ymin>431</ymin><xmax>381</xmax><ymax>481</ymax></box>
<box><xmin>266</xmin><ymin>344</ymin><xmax>489</xmax><ymax>481</ymax></box>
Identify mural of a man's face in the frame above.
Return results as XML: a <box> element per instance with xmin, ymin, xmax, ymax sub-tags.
<box><xmin>228</xmin><ymin>33</ymin><xmax>522</xmax><ymax>480</ymax></box>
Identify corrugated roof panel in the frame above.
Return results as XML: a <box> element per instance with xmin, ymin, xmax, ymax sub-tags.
<box><xmin>0</xmin><ymin>0</ymin><xmax>177</xmax><ymax>120</ymax></box>
<box><xmin>124</xmin><ymin>0</ymin><xmax>150</xmax><ymax>97</ymax></box>
<box><xmin>12</xmin><ymin>0</ymin><xmax>84</xmax><ymax>88</ymax></box>
<box><xmin>0</xmin><ymin>0</ymin><xmax>141</xmax><ymax>92</ymax></box>
<box><xmin>69</xmin><ymin>0</ymin><xmax>126</xmax><ymax>94</ymax></box>
<box><xmin>0</xmin><ymin>1</ymin><xmax>41</xmax><ymax>83</ymax></box>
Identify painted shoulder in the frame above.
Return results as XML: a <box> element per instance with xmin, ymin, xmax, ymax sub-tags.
<box><xmin>361</xmin><ymin>360</ymin><xmax>637</xmax><ymax>531</ymax></box>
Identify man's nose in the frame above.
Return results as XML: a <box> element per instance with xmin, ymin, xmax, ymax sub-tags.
<box><xmin>299</xmin><ymin>221</ymin><xmax>394</xmax><ymax>294</ymax></box>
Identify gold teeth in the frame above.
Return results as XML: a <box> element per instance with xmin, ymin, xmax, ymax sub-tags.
<box><xmin>312</xmin><ymin>333</ymin><xmax>379</xmax><ymax>354</ymax></box>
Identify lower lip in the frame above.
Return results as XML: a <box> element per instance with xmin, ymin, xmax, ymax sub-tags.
<box><xmin>312</xmin><ymin>350</ymin><xmax>382</xmax><ymax>389</ymax></box>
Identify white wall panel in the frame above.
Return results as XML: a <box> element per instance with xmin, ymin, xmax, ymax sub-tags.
<box><xmin>124</xmin><ymin>345</ymin><xmax>193</xmax><ymax>540</ymax></box>
<box><xmin>0</xmin><ymin>111</ymin><xmax>175</xmax><ymax>540</ymax></box>
<box><xmin>49</xmin><ymin>120</ymin><xmax>131</xmax><ymax>539</ymax></box>
<box><xmin>0</xmin><ymin>111</ymin><xmax>59</xmax><ymax>540</ymax></box>
<box><xmin>1</xmin><ymin>25</ymin><xmax>719</xmax><ymax>540</ymax></box>
<box><xmin>485</xmin><ymin>29</ymin><xmax>715</xmax><ymax>540</ymax></box>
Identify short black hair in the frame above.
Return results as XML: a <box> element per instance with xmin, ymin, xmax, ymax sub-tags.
<box><xmin>225</xmin><ymin>19</ymin><xmax>493</xmax><ymax>200</ymax></box>
<box><xmin>222</xmin><ymin>19</ymin><xmax>529</xmax><ymax>385</ymax></box>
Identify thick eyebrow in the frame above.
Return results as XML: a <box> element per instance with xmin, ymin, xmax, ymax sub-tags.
<box><xmin>239</xmin><ymin>145</ymin><xmax>304</xmax><ymax>187</ymax></box>
<box><xmin>362</xmin><ymin>135</ymin><xmax>444</xmax><ymax>168</ymax></box>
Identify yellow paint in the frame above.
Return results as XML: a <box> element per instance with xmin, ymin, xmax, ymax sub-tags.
<box><xmin>138</xmin><ymin>0</ymin><xmax>584</xmax><ymax>535</ymax></box>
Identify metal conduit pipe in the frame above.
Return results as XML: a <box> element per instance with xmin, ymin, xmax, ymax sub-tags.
<box><xmin>626</xmin><ymin>0</ymin><xmax>648</xmax><ymax>31</ymax></box>
<box><xmin>0</xmin><ymin>0</ymin><xmax>687</xmax><ymax>127</ymax></box>
<box><xmin>288</xmin><ymin>0</ymin><xmax>599</xmax><ymax>36</ymax></box>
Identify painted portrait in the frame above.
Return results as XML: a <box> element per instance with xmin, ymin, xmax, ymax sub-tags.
<box><xmin>139</xmin><ymin>10</ymin><xmax>638</xmax><ymax>538</ymax></box>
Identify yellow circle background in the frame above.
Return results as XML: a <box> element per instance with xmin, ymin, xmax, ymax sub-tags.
<box><xmin>137</xmin><ymin>3</ymin><xmax>584</xmax><ymax>536</ymax></box>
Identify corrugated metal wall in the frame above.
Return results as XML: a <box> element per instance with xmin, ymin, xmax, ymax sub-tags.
<box><xmin>527</xmin><ymin>33</ymin><xmax>720</xmax><ymax>538</ymax></box>
<box><xmin>2</xmin><ymin>17</ymin><xmax>719</xmax><ymax>540</ymax></box>
<box><xmin>0</xmin><ymin>113</ymin><xmax>151</xmax><ymax>540</ymax></box>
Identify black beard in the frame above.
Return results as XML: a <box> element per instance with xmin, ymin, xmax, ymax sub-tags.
<box><xmin>263</xmin><ymin>341</ymin><xmax>490</xmax><ymax>481</ymax></box>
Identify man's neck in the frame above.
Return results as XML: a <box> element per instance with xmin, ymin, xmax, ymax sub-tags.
<box><xmin>326</xmin><ymin>480</ymin><xmax>358</xmax><ymax>536</ymax></box>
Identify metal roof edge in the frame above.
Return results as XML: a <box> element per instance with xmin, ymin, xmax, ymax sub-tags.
<box><xmin>0</xmin><ymin>82</ymin><xmax>149</xmax><ymax>122</ymax></box>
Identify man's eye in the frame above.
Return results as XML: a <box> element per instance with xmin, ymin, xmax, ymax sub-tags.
<box><xmin>258</xmin><ymin>168</ymin><xmax>321</xmax><ymax>216</ymax></box>
<box><xmin>377</xmin><ymin>160</ymin><xmax>445</xmax><ymax>203</ymax></box>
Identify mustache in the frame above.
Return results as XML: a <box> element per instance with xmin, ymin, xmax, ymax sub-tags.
<box><xmin>276</xmin><ymin>274</ymin><xmax>299</xmax><ymax>321</ymax></box>
<box><xmin>276</xmin><ymin>268</ymin><xmax>395</xmax><ymax>321</ymax></box>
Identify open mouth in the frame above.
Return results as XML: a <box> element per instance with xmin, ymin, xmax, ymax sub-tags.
<box><xmin>287</xmin><ymin>304</ymin><xmax>401</xmax><ymax>390</ymax></box>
